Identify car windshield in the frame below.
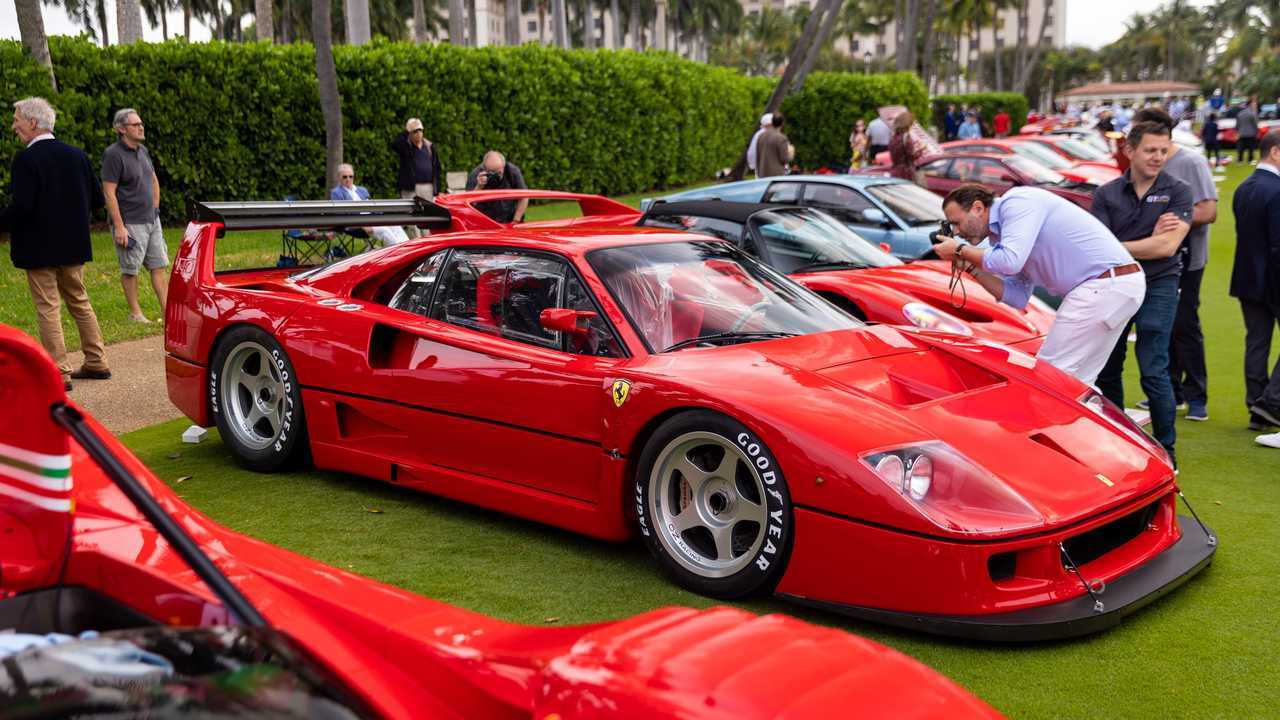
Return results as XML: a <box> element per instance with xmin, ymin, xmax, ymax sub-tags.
<box><xmin>589</xmin><ymin>240</ymin><xmax>861</xmax><ymax>353</ymax></box>
<box><xmin>749</xmin><ymin>208</ymin><xmax>902</xmax><ymax>273</ymax></box>
<box><xmin>865</xmin><ymin>182</ymin><xmax>947</xmax><ymax>225</ymax></box>
<box><xmin>1053</xmin><ymin>137</ymin><xmax>1110</xmax><ymax>161</ymax></box>
<box><xmin>1006</xmin><ymin>155</ymin><xmax>1066</xmax><ymax>184</ymax></box>
<box><xmin>1012</xmin><ymin>142</ymin><xmax>1072</xmax><ymax>169</ymax></box>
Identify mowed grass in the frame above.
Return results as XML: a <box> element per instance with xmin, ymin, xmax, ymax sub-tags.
<box><xmin>116</xmin><ymin>163</ymin><xmax>1279</xmax><ymax>718</ymax></box>
<box><xmin>0</xmin><ymin>184</ymin><xmax>696</xmax><ymax>350</ymax></box>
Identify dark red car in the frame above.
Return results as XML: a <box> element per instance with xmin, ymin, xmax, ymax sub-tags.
<box><xmin>860</xmin><ymin>152</ymin><xmax>1096</xmax><ymax>210</ymax></box>
<box><xmin>941</xmin><ymin>139</ymin><xmax>1120</xmax><ymax>186</ymax></box>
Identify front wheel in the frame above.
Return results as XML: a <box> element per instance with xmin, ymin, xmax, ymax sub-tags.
<box><xmin>634</xmin><ymin>411</ymin><xmax>793</xmax><ymax>599</ymax></box>
<box><xmin>209</xmin><ymin>326</ymin><xmax>307</xmax><ymax>472</ymax></box>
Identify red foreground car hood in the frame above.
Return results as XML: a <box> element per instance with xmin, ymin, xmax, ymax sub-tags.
<box><xmin>640</xmin><ymin>327</ymin><xmax>1173</xmax><ymax>537</ymax></box>
<box><xmin>796</xmin><ymin>261</ymin><xmax>1051</xmax><ymax>348</ymax></box>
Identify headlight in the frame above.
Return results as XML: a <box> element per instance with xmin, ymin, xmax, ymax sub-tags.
<box><xmin>861</xmin><ymin>441</ymin><xmax>1042</xmax><ymax>534</ymax></box>
<box><xmin>902</xmin><ymin>302</ymin><xmax>974</xmax><ymax>336</ymax></box>
<box><xmin>1079</xmin><ymin>389</ymin><xmax>1171</xmax><ymax>463</ymax></box>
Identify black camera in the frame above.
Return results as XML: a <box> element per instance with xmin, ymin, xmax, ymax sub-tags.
<box><xmin>483</xmin><ymin>170</ymin><xmax>504</xmax><ymax>186</ymax></box>
<box><xmin>929</xmin><ymin>220</ymin><xmax>954</xmax><ymax>244</ymax></box>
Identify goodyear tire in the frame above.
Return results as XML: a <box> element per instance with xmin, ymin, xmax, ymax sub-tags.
<box><xmin>209</xmin><ymin>326</ymin><xmax>307</xmax><ymax>472</ymax></box>
<box><xmin>635</xmin><ymin>410</ymin><xmax>793</xmax><ymax>599</ymax></box>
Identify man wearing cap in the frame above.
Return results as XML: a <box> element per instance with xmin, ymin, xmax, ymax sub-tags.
<box><xmin>746</xmin><ymin>113</ymin><xmax>772</xmax><ymax>178</ymax></box>
<box><xmin>391</xmin><ymin>118</ymin><xmax>443</xmax><ymax>238</ymax></box>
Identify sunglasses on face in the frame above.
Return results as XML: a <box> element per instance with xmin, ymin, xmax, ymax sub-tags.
<box><xmin>341</xmin><ymin>174</ymin><xmax>353</xmax><ymax>179</ymax></box>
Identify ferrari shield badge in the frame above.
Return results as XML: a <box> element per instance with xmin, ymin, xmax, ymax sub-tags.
<box><xmin>611</xmin><ymin>379</ymin><xmax>632</xmax><ymax>408</ymax></box>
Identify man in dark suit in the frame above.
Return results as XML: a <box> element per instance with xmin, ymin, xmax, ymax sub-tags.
<box><xmin>1231</xmin><ymin>131</ymin><xmax>1280</xmax><ymax>444</ymax></box>
<box><xmin>0</xmin><ymin>97</ymin><xmax>110</xmax><ymax>390</ymax></box>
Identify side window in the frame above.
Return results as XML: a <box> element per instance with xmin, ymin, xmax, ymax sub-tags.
<box><xmin>638</xmin><ymin>214</ymin><xmax>744</xmax><ymax>244</ymax></box>
<box><xmin>976</xmin><ymin>159</ymin><xmax>1013</xmax><ymax>184</ymax></box>
<box><xmin>946</xmin><ymin>158</ymin><xmax>977</xmax><ymax>181</ymax></box>
<box><xmin>802</xmin><ymin>184</ymin><xmax>873</xmax><ymax>212</ymax></box>
<box><xmin>762</xmin><ymin>182</ymin><xmax>802</xmax><ymax>203</ymax></box>
<box><xmin>429</xmin><ymin>249</ymin><xmax>621</xmax><ymax>356</ymax></box>
<box><xmin>921</xmin><ymin>159</ymin><xmax>951</xmax><ymax>178</ymax></box>
<box><xmin>389</xmin><ymin>250</ymin><xmax>449</xmax><ymax>317</ymax></box>
<box><xmin>564</xmin><ymin>274</ymin><xmax>624</xmax><ymax>358</ymax></box>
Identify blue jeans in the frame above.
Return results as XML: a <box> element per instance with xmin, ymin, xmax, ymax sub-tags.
<box><xmin>1097</xmin><ymin>274</ymin><xmax>1180</xmax><ymax>452</ymax></box>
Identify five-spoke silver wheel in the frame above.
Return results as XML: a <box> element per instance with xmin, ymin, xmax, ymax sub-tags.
<box><xmin>649</xmin><ymin>431</ymin><xmax>768</xmax><ymax>578</ymax></box>
<box><xmin>220</xmin><ymin>341</ymin><xmax>287</xmax><ymax>451</ymax></box>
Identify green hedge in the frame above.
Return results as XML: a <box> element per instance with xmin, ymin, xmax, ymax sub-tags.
<box><xmin>782</xmin><ymin>72</ymin><xmax>929</xmax><ymax>169</ymax></box>
<box><xmin>931</xmin><ymin>92</ymin><xmax>1029</xmax><ymax>134</ymax></box>
<box><xmin>2</xmin><ymin>38</ymin><xmax>923</xmax><ymax>223</ymax></box>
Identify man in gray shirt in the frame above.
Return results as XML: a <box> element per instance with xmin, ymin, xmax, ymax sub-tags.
<box><xmin>1236</xmin><ymin>101</ymin><xmax>1259</xmax><ymax>164</ymax></box>
<box><xmin>102</xmin><ymin>108</ymin><xmax>167</xmax><ymax>323</ymax></box>
<box><xmin>1134</xmin><ymin>108</ymin><xmax>1218</xmax><ymax>421</ymax></box>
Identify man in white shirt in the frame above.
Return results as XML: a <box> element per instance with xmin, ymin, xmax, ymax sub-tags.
<box><xmin>746</xmin><ymin>114</ymin><xmax>772</xmax><ymax>178</ymax></box>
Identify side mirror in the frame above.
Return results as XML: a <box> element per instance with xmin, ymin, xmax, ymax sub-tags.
<box><xmin>860</xmin><ymin>207</ymin><xmax>889</xmax><ymax>225</ymax></box>
<box><xmin>540</xmin><ymin>308</ymin><xmax>596</xmax><ymax>336</ymax></box>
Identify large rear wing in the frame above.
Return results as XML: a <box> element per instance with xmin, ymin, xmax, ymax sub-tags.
<box><xmin>187</xmin><ymin>198</ymin><xmax>453</xmax><ymax>231</ymax></box>
<box><xmin>436</xmin><ymin>190</ymin><xmax>641</xmax><ymax>230</ymax></box>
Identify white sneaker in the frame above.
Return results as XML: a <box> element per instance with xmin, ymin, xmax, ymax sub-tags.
<box><xmin>1257</xmin><ymin>432</ymin><xmax>1280</xmax><ymax>449</ymax></box>
<box><xmin>1124</xmin><ymin>408</ymin><xmax>1152</xmax><ymax>427</ymax></box>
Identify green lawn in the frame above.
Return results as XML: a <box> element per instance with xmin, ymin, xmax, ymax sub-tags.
<box><xmin>116</xmin><ymin>163</ymin><xmax>1279</xmax><ymax>718</ymax></box>
<box><xmin>0</xmin><ymin>184</ymin><xmax>698</xmax><ymax>350</ymax></box>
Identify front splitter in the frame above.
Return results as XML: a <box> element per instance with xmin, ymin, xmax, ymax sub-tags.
<box><xmin>780</xmin><ymin>516</ymin><xmax>1217</xmax><ymax>642</ymax></box>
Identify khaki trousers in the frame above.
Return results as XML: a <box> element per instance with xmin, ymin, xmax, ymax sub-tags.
<box><xmin>401</xmin><ymin>183</ymin><xmax>434</xmax><ymax>238</ymax></box>
<box><xmin>25</xmin><ymin>265</ymin><xmax>109</xmax><ymax>378</ymax></box>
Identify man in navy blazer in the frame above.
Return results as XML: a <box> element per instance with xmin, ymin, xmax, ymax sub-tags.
<box><xmin>0</xmin><ymin>97</ymin><xmax>110</xmax><ymax>390</ymax></box>
<box><xmin>1231</xmin><ymin>132</ymin><xmax>1280</xmax><ymax>446</ymax></box>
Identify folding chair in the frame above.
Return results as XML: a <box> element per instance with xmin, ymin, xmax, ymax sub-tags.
<box><xmin>279</xmin><ymin>195</ymin><xmax>336</xmax><ymax>267</ymax></box>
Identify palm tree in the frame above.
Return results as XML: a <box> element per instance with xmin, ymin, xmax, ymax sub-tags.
<box><xmin>140</xmin><ymin>0</ymin><xmax>174</xmax><ymax>39</ymax></box>
<box><xmin>448</xmin><ymin>0</ymin><xmax>465</xmax><ymax>43</ymax></box>
<box><xmin>552</xmin><ymin>0</ymin><xmax>568</xmax><ymax>46</ymax></box>
<box><xmin>313</xmin><ymin>0</ymin><xmax>343</xmax><ymax>190</ymax></box>
<box><xmin>49</xmin><ymin>0</ymin><xmax>111</xmax><ymax>46</ymax></box>
<box><xmin>117</xmin><ymin>0</ymin><xmax>145</xmax><ymax>43</ymax></box>
<box><xmin>345</xmin><ymin>0</ymin><xmax>371</xmax><ymax>43</ymax></box>
<box><xmin>16</xmin><ymin>0</ymin><xmax>56</xmax><ymax>89</ymax></box>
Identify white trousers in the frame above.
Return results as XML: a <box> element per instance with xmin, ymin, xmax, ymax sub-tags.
<box><xmin>1037</xmin><ymin>272</ymin><xmax>1146</xmax><ymax>386</ymax></box>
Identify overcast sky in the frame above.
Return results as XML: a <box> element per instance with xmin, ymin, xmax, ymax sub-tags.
<box><xmin>0</xmin><ymin>0</ymin><xmax>1211</xmax><ymax>49</ymax></box>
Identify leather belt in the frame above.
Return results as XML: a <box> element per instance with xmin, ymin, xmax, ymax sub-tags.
<box><xmin>1097</xmin><ymin>262</ymin><xmax>1141</xmax><ymax>280</ymax></box>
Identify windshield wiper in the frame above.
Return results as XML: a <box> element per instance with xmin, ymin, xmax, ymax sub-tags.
<box><xmin>662</xmin><ymin>331</ymin><xmax>797</xmax><ymax>353</ymax></box>
<box><xmin>791</xmin><ymin>260</ymin><xmax>870</xmax><ymax>273</ymax></box>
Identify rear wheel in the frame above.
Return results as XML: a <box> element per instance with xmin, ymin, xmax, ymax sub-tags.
<box><xmin>635</xmin><ymin>411</ymin><xmax>793</xmax><ymax>599</ymax></box>
<box><xmin>209</xmin><ymin>326</ymin><xmax>307</xmax><ymax>472</ymax></box>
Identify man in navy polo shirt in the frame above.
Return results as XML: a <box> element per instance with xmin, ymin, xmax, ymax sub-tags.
<box><xmin>1091</xmin><ymin>121</ymin><xmax>1193</xmax><ymax>467</ymax></box>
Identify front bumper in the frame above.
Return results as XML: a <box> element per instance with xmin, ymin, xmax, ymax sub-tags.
<box><xmin>781</xmin><ymin>516</ymin><xmax>1216</xmax><ymax>642</ymax></box>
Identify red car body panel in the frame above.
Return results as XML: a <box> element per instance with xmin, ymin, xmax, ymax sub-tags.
<box><xmin>159</xmin><ymin>215</ymin><xmax>1216</xmax><ymax>638</ymax></box>
<box><xmin>792</xmin><ymin>260</ymin><xmax>1051</xmax><ymax>351</ymax></box>
<box><xmin>941</xmin><ymin>139</ymin><xmax>1121</xmax><ymax>185</ymax></box>
<box><xmin>0</xmin><ymin>324</ymin><xmax>1003</xmax><ymax>719</ymax></box>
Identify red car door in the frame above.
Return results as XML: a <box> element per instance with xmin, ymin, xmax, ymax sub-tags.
<box><xmin>325</xmin><ymin>248</ymin><xmax>626</xmax><ymax>504</ymax></box>
<box><xmin>918</xmin><ymin>157</ymin><xmax>956</xmax><ymax>197</ymax></box>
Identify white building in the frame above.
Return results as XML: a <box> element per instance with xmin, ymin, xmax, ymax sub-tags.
<box><xmin>437</xmin><ymin>0</ymin><xmax>1065</xmax><ymax>91</ymax></box>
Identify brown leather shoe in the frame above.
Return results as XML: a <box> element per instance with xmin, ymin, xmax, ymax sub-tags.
<box><xmin>64</xmin><ymin>379</ymin><xmax>73</xmax><ymax>391</ymax></box>
<box><xmin>70</xmin><ymin>366</ymin><xmax>112</xmax><ymax>380</ymax></box>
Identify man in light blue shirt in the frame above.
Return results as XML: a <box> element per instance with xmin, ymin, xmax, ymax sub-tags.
<box><xmin>933</xmin><ymin>184</ymin><xmax>1146</xmax><ymax>386</ymax></box>
<box><xmin>957</xmin><ymin>112</ymin><xmax>983</xmax><ymax>140</ymax></box>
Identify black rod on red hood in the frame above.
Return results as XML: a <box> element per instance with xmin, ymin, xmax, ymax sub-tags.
<box><xmin>50</xmin><ymin>403</ymin><xmax>268</xmax><ymax>629</ymax></box>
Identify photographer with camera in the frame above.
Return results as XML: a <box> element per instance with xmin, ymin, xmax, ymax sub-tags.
<box><xmin>465</xmin><ymin>151</ymin><xmax>529</xmax><ymax>223</ymax></box>
<box><xmin>932</xmin><ymin>184</ymin><xmax>1145</xmax><ymax>386</ymax></box>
